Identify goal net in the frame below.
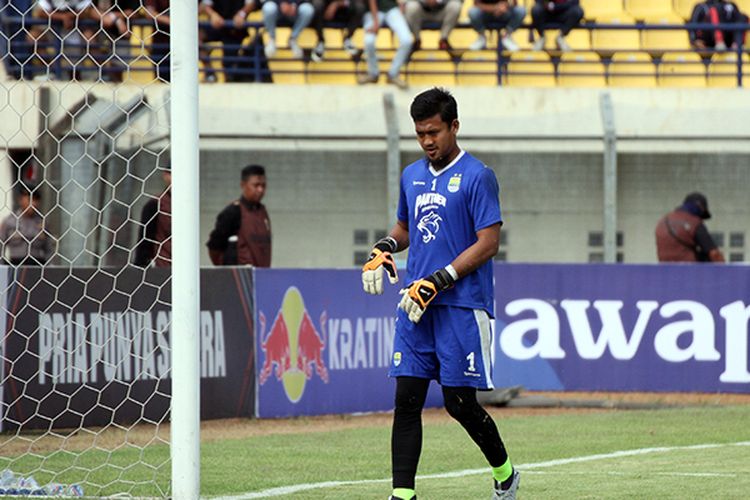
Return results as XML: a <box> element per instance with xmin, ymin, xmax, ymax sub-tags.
<box><xmin>0</xmin><ymin>0</ymin><xmax>183</xmax><ymax>495</ymax></box>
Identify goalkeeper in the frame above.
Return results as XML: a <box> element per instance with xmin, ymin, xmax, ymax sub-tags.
<box><xmin>362</xmin><ymin>87</ymin><xmax>518</xmax><ymax>500</ymax></box>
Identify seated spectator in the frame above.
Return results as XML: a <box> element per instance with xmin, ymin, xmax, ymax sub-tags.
<box><xmin>655</xmin><ymin>192</ymin><xmax>725</xmax><ymax>263</ymax></box>
<box><xmin>31</xmin><ymin>0</ymin><xmax>126</xmax><ymax>79</ymax></box>
<box><xmin>310</xmin><ymin>0</ymin><xmax>365</xmax><ymax>60</ymax></box>
<box><xmin>689</xmin><ymin>0</ymin><xmax>748</xmax><ymax>51</ymax></box>
<box><xmin>467</xmin><ymin>0</ymin><xmax>525</xmax><ymax>52</ymax></box>
<box><xmin>262</xmin><ymin>0</ymin><xmax>316</xmax><ymax>59</ymax></box>
<box><xmin>199</xmin><ymin>0</ymin><xmax>257</xmax><ymax>81</ymax></box>
<box><xmin>145</xmin><ymin>0</ymin><xmax>171</xmax><ymax>81</ymax></box>
<box><xmin>0</xmin><ymin>186</ymin><xmax>53</xmax><ymax>266</ymax></box>
<box><xmin>531</xmin><ymin>0</ymin><xmax>584</xmax><ymax>52</ymax></box>
<box><xmin>357</xmin><ymin>0</ymin><xmax>413</xmax><ymax>89</ymax></box>
<box><xmin>404</xmin><ymin>0</ymin><xmax>461</xmax><ymax>53</ymax></box>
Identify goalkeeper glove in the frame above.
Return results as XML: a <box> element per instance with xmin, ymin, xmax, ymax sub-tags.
<box><xmin>398</xmin><ymin>267</ymin><xmax>456</xmax><ymax>323</ymax></box>
<box><xmin>362</xmin><ymin>237</ymin><xmax>399</xmax><ymax>295</ymax></box>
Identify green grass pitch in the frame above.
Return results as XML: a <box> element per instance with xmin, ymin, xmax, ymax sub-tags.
<box><xmin>1</xmin><ymin>405</ymin><xmax>749</xmax><ymax>498</ymax></box>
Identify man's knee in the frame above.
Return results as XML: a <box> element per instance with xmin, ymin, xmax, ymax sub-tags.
<box><xmin>443</xmin><ymin>386</ymin><xmax>480</xmax><ymax>422</ymax></box>
<box><xmin>395</xmin><ymin>378</ymin><xmax>428</xmax><ymax>415</ymax></box>
<box><xmin>567</xmin><ymin>5</ymin><xmax>584</xmax><ymax>23</ymax></box>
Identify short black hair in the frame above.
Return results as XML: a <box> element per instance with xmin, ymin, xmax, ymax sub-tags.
<box><xmin>241</xmin><ymin>164</ymin><xmax>266</xmax><ymax>181</ymax></box>
<box><xmin>410</xmin><ymin>87</ymin><xmax>458</xmax><ymax>124</ymax></box>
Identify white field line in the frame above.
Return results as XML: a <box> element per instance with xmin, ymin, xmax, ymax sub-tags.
<box><xmin>209</xmin><ymin>441</ymin><xmax>750</xmax><ymax>500</ymax></box>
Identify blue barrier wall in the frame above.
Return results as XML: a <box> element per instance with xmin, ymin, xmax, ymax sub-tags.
<box><xmin>255</xmin><ymin>264</ymin><xmax>750</xmax><ymax>417</ymax></box>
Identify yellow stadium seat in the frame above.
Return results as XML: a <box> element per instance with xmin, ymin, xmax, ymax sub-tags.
<box><xmin>608</xmin><ymin>51</ymin><xmax>657</xmax><ymax>86</ymax></box>
<box><xmin>592</xmin><ymin>15</ymin><xmax>640</xmax><ymax>53</ymax></box>
<box><xmin>457</xmin><ymin>50</ymin><xmax>501</xmax><ymax>86</ymax></box>
<box><xmin>307</xmin><ymin>52</ymin><xmax>357</xmax><ymax>84</ymax></box>
<box><xmin>407</xmin><ymin>50</ymin><xmax>456</xmax><ymax>86</ymax></box>
<box><xmin>580</xmin><ymin>0</ymin><xmax>626</xmax><ymax>21</ymax></box>
<box><xmin>449</xmin><ymin>28</ymin><xmax>481</xmax><ymax>50</ymax></box>
<box><xmin>641</xmin><ymin>15</ymin><xmax>692</xmax><ymax>53</ymax></box>
<box><xmin>126</xmin><ymin>26</ymin><xmax>157</xmax><ymax>85</ymax></box>
<box><xmin>267</xmin><ymin>50</ymin><xmax>307</xmax><ymax>84</ymax></box>
<box><xmin>625</xmin><ymin>0</ymin><xmax>675</xmax><ymax>20</ymax></box>
<box><xmin>708</xmin><ymin>52</ymin><xmax>750</xmax><ymax>87</ymax></box>
<box><xmin>506</xmin><ymin>52</ymin><xmax>556</xmax><ymax>87</ymax></box>
<box><xmin>323</xmin><ymin>28</ymin><xmax>344</xmax><ymax>47</ymax></box>
<box><xmin>673</xmin><ymin>0</ymin><xmax>698</xmax><ymax>20</ymax></box>
<box><xmin>351</xmin><ymin>27</ymin><xmax>394</xmax><ymax>49</ymax></box>
<box><xmin>735</xmin><ymin>0</ymin><xmax>750</xmax><ymax>15</ymax></box>
<box><xmin>557</xmin><ymin>51</ymin><xmax>607</xmax><ymax>86</ymax></box>
<box><xmin>659</xmin><ymin>51</ymin><xmax>707</xmax><ymax>86</ymax></box>
<box><xmin>543</xmin><ymin>28</ymin><xmax>591</xmax><ymax>51</ymax></box>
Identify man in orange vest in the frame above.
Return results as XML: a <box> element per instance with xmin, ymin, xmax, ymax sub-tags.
<box><xmin>655</xmin><ymin>192</ymin><xmax>725</xmax><ymax>263</ymax></box>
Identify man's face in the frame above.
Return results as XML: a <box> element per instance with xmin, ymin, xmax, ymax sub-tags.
<box><xmin>18</xmin><ymin>194</ymin><xmax>31</xmax><ymax>212</ymax></box>
<box><xmin>241</xmin><ymin>174</ymin><xmax>266</xmax><ymax>204</ymax></box>
<box><xmin>414</xmin><ymin>113</ymin><xmax>459</xmax><ymax>167</ymax></box>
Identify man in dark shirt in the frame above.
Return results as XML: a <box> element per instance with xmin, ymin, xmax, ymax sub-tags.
<box><xmin>531</xmin><ymin>0</ymin><xmax>584</xmax><ymax>52</ymax></box>
<box><xmin>134</xmin><ymin>163</ymin><xmax>172</xmax><ymax>267</ymax></box>
<box><xmin>655</xmin><ymin>192</ymin><xmax>725</xmax><ymax>263</ymax></box>
<box><xmin>689</xmin><ymin>0</ymin><xmax>747</xmax><ymax>51</ymax></box>
<box><xmin>199</xmin><ymin>0</ymin><xmax>257</xmax><ymax>81</ymax></box>
<box><xmin>207</xmin><ymin>164</ymin><xmax>272</xmax><ymax>267</ymax></box>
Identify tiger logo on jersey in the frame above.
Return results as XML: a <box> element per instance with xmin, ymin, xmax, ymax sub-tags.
<box><xmin>417</xmin><ymin>211</ymin><xmax>442</xmax><ymax>243</ymax></box>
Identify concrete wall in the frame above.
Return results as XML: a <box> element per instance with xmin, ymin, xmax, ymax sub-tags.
<box><xmin>1</xmin><ymin>82</ymin><xmax>748</xmax><ymax>267</ymax></box>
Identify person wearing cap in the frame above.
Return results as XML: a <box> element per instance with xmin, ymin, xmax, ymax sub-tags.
<box><xmin>655</xmin><ymin>192</ymin><xmax>725</xmax><ymax>263</ymax></box>
<box><xmin>134</xmin><ymin>163</ymin><xmax>172</xmax><ymax>267</ymax></box>
<box><xmin>206</xmin><ymin>164</ymin><xmax>271</xmax><ymax>267</ymax></box>
<box><xmin>0</xmin><ymin>186</ymin><xmax>53</xmax><ymax>266</ymax></box>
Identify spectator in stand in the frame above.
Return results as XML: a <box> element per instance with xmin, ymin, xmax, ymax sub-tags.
<box><xmin>467</xmin><ymin>0</ymin><xmax>526</xmax><ymax>51</ymax></box>
<box><xmin>357</xmin><ymin>0</ymin><xmax>413</xmax><ymax>89</ymax></box>
<box><xmin>404</xmin><ymin>0</ymin><xmax>461</xmax><ymax>53</ymax></box>
<box><xmin>689</xmin><ymin>0</ymin><xmax>748</xmax><ymax>52</ymax></box>
<box><xmin>261</xmin><ymin>0</ymin><xmax>315</xmax><ymax>59</ymax></box>
<box><xmin>655</xmin><ymin>192</ymin><xmax>725</xmax><ymax>263</ymax></box>
<box><xmin>310</xmin><ymin>0</ymin><xmax>365</xmax><ymax>61</ymax></box>
<box><xmin>144</xmin><ymin>0</ymin><xmax>171</xmax><ymax>81</ymax></box>
<box><xmin>134</xmin><ymin>163</ymin><xmax>172</xmax><ymax>268</ymax></box>
<box><xmin>31</xmin><ymin>0</ymin><xmax>126</xmax><ymax>79</ymax></box>
<box><xmin>531</xmin><ymin>0</ymin><xmax>584</xmax><ymax>52</ymax></box>
<box><xmin>199</xmin><ymin>0</ymin><xmax>257</xmax><ymax>81</ymax></box>
<box><xmin>0</xmin><ymin>186</ymin><xmax>53</xmax><ymax>266</ymax></box>
<box><xmin>207</xmin><ymin>165</ymin><xmax>272</xmax><ymax>267</ymax></box>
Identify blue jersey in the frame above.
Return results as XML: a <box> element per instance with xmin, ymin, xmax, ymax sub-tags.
<box><xmin>397</xmin><ymin>150</ymin><xmax>502</xmax><ymax>315</ymax></box>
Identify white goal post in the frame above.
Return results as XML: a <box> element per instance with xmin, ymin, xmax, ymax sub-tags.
<box><xmin>0</xmin><ymin>0</ymin><xmax>201</xmax><ymax>496</ymax></box>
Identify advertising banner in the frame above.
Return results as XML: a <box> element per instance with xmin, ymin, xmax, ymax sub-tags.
<box><xmin>493</xmin><ymin>264</ymin><xmax>750</xmax><ymax>393</ymax></box>
<box><xmin>2</xmin><ymin>267</ymin><xmax>255</xmax><ymax>430</ymax></box>
<box><xmin>254</xmin><ymin>269</ymin><xmax>443</xmax><ymax>418</ymax></box>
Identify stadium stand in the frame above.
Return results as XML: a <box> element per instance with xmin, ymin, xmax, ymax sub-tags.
<box><xmin>658</xmin><ymin>51</ymin><xmax>707</xmax><ymax>87</ymax></box>
<box><xmin>558</xmin><ymin>51</ymin><xmax>607</xmax><ymax>87</ymax></box>
<box><xmin>506</xmin><ymin>51</ymin><xmax>556</xmax><ymax>87</ymax></box>
<box><xmin>1</xmin><ymin>0</ymin><xmax>749</xmax><ymax>87</ymax></box>
<box><xmin>608</xmin><ymin>51</ymin><xmax>658</xmax><ymax>87</ymax></box>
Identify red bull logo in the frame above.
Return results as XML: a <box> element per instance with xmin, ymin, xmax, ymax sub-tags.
<box><xmin>258</xmin><ymin>287</ymin><xmax>328</xmax><ymax>403</ymax></box>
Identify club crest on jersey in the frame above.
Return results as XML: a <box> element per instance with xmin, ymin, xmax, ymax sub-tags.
<box><xmin>448</xmin><ymin>173</ymin><xmax>462</xmax><ymax>193</ymax></box>
<box><xmin>417</xmin><ymin>211</ymin><xmax>442</xmax><ymax>243</ymax></box>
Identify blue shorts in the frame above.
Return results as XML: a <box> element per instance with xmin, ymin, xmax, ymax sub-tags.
<box><xmin>389</xmin><ymin>305</ymin><xmax>495</xmax><ymax>389</ymax></box>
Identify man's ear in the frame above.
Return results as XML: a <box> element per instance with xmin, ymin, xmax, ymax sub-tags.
<box><xmin>451</xmin><ymin>119</ymin><xmax>459</xmax><ymax>134</ymax></box>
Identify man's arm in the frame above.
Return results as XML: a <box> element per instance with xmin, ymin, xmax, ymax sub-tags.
<box><xmin>206</xmin><ymin>203</ymin><xmax>241</xmax><ymax>265</ymax></box>
<box><xmin>450</xmin><ymin>223</ymin><xmax>501</xmax><ymax>278</ymax></box>
<box><xmin>387</xmin><ymin>220</ymin><xmax>410</xmax><ymax>252</ymax></box>
<box><xmin>694</xmin><ymin>223</ymin><xmax>725</xmax><ymax>263</ymax></box>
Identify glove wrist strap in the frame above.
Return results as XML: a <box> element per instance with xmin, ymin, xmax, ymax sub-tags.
<box><xmin>428</xmin><ymin>268</ymin><xmax>456</xmax><ymax>292</ymax></box>
<box><xmin>373</xmin><ymin>236</ymin><xmax>398</xmax><ymax>254</ymax></box>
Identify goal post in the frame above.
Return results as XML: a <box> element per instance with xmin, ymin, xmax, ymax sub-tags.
<box><xmin>169</xmin><ymin>0</ymin><xmax>201</xmax><ymax>497</ymax></box>
<box><xmin>0</xmin><ymin>0</ymin><xmax>201</xmax><ymax>496</ymax></box>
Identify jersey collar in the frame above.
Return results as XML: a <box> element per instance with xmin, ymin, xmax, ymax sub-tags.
<box><xmin>428</xmin><ymin>149</ymin><xmax>465</xmax><ymax>177</ymax></box>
